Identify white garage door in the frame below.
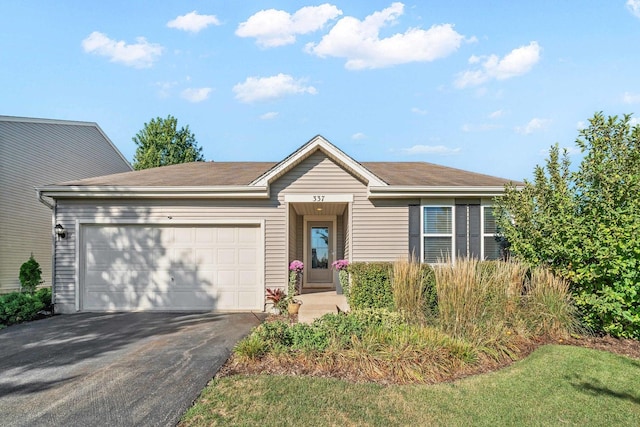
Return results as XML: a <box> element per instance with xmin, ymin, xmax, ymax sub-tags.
<box><xmin>81</xmin><ymin>224</ymin><xmax>262</xmax><ymax>311</ymax></box>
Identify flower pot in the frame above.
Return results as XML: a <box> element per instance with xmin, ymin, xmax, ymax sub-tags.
<box><xmin>288</xmin><ymin>301</ymin><xmax>301</xmax><ymax>315</ymax></box>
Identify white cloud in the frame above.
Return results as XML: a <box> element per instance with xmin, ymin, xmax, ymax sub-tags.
<box><xmin>627</xmin><ymin>0</ymin><xmax>640</xmax><ymax>18</ymax></box>
<box><xmin>236</xmin><ymin>4</ymin><xmax>342</xmax><ymax>47</ymax></box>
<box><xmin>630</xmin><ymin>117</ymin><xmax>640</xmax><ymax>126</ymax></box>
<box><xmin>233</xmin><ymin>73</ymin><xmax>318</xmax><ymax>103</ymax></box>
<box><xmin>488</xmin><ymin>109</ymin><xmax>504</xmax><ymax>119</ymax></box>
<box><xmin>155</xmin><ymin>81</ymin><xmax>177</xmax><ymax>98</ymax></box>
<box><xmin>167</xmin><ymin>11</ymin><xmax>220</xmax><ymax>33</ymax></box>
<box><xmin>401</xmin><ymin>144</ymin><xmax>461</xmax><ymax>155</ymax></box>
<box><xmin>82</xmin><ymin>31</ymin><xmax>163</xmax><ymax>68</ymax></box>
<box><xmin>351</xmin><ymin>132</ymin><xmax>366</xmax><ymax>140</ymax></box>
<box><xmin>260</xmin><ymin>112</ymin><xmax>279</xmax><ymax>120</ymax></box>
<box><xmin>515</xmin><ymin>118</ymin><xmax>551</xmax><ymax>135</ymax></box>
<box><xmin>576</xmin><ymin>120</ymin><xmax>586</xmax><ymax>130</ymax></box>
<box><xmin>623</xmin><ymin>92</ymin><xmax>640</xmax><ymax>104</ymax></box>
<box><xmin>411</xmin><ymin>107</ymin><xmax>428</xmax><ymax>115</ymax></box>
<box><xmin>181</xmin><ymin>87</ymin><xmax>212</xmax><ymax>102</ymax></box>
<box><xmin>306</xmin><ymin>2</ymin><xmax>464</xmax><ymax>70</ymax></box>
<box><xmin>455</xmin><ymin>41</ymin><xmax>541</xmax><ymax>88</ymax></box>
<box><xmin>461</xmin><ymin>123</ymin><xmax>500</xmax><ymax>132</ymax></box>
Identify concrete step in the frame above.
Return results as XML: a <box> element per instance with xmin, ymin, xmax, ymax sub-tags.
<box><xmin>296</xmin><ymin>291</ymin><xmax>349</xmax><ymax>324</ymax></box>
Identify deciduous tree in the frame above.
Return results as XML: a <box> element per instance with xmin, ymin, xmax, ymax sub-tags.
<box><xmin>496</xmin><ymin>113</ymin><xmax>640</xmax><ymax>338</ymax></box>
<box><xmin>132</xmin><ymin>115</ymin><xmax>204</xmax><ymax>170</ymax></box>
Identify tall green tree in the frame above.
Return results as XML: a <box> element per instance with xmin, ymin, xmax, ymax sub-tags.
<box><xmin>132</xmin><ymin>115</ymin><xmax>204</xmax><ymax>170</ymax></box>
<box><xmin>496</xmin><ymin>112</ymin><xmax>640</xmax><ymax>338</ymax></box>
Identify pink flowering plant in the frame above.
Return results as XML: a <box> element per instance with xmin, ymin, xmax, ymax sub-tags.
<box><xmin>331</xmin><ymin>259</ymin><xmax>349</xmax><ymax>271</ymax></box>
<box><xmin>289</xmin><ymin>260</ymin><xmax>304</xmax><ymax>272</ymax></box>
<box><xmin>287</xmin><ymin>260</ymin><xmax>304</xmax><ymax>304</ymax></box>
<box><xmin>332</xmin><ymin>259</ymin><xmax>350</xmax><ymax>297</ymax></box>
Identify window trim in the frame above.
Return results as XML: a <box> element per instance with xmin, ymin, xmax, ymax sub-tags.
<box><xmin>481</xmin><ymin>204</ymin><xmax>499</xmax><ymax>261</ymax></box>
<box><xmin>420</xmin><ymin>205</ymin><xmax>455</xmax><ymax>264</ymax></box>
<box><xmin>420</xmin><ymin>202</ymin><xmax>497</xmax><ymax>263</ymax></box>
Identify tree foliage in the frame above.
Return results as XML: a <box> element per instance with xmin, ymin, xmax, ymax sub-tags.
<box><xmin>496</xmin><ymin>113</ymin><xmax>640</xmax><ymax>338</ymax></box>
<box><xmin>19</xmin><ymin>254</ymin><xmax>43</xmax><ymax>294</ymax></box>
<box><xmin>132</xmin><ymin>115</ymin><xmax>204</xmax><ymax>170</ymax></box>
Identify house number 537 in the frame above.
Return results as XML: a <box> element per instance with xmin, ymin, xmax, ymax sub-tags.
<box><xmin>313</xmin><ymin>195</ymin><xmax>325</xmax><ymax>202</ymax></box>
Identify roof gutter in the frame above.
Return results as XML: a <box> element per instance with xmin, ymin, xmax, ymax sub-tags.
<box><xmin>37</xmin><ymin>185</ymin><xmax>271</xmax><ymax>199</ymax></box>
<box><xmin>368</xmin><ymin>185</ymin><xmax>518</xmax><ymax>198</ymax></box>
<box><xmin>37</xmin><ymin>188</ymin><xmax>55</xmax><ymax>209</ymax></box>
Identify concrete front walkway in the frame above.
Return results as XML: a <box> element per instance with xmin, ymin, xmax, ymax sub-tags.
<box><xmin>0</xmin><ymin>312</ymin><xmax>263</xmax><ymax>427</ymax></box>
<box><xmin>297</xmin><ymin>291</ymin><xmax>349</xmax><ymax>323</ymax></box>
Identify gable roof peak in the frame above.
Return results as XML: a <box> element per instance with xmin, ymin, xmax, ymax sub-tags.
<box><xmin>250</xmin><ymin>135</ymin><xmax>387</xmax><ymax>187</ymax></box>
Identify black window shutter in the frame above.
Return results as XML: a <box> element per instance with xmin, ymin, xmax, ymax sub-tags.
<box><xmin>455</xmin><ymin>205</ymin><xmax>468</xmax><ymax>258</ymax></box>
<box><xmin>408</xmin><ymin>204</ymin><xmax>420</xmax><ymax>261</ymax></box>
<box><xmin>469</xmin><ymin>204</ymin><xmax>481</xmax><ymax>259</ymax></box>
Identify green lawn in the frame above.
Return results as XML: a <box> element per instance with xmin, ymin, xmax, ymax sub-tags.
<box><xmin>180</xmin><ymin>345</ymin><xmax>640</xmax><ymax>426</ymax></box>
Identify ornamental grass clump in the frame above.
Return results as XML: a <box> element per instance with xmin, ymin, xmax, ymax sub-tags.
<box><xmin>434</xmin><ymin>258</ymin><xmax>580</xmax><ymax>357</ymax></box>
<box><xmin>391</xmin><ymin>258</ymin><xmax>437</xmax><ymax>324</ymax></box>
<box><xmin>521</xmin><ymin>266</ymin><xmax>582</xmax><ymax>338</ymax></box>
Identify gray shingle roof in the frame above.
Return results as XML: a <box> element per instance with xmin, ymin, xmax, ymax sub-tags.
<box><xmin>56</xmin><ymin>160</ymin><xmax>519</xmax><ymax>187</ymax></box>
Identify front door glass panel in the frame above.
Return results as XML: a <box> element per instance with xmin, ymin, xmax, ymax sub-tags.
<box><xmin>311</xmin><ymin>226</ymin><xmax>329</xmax><ymax>269</ymax></box>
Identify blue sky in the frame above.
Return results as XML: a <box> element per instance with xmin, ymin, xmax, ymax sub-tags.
<box><xmin>2</xmin><ymin>1</ymin><xmax>640</xmax><ymax>180</ymax></box>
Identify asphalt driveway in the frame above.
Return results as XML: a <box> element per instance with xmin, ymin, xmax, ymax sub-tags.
<box><xmin>0</xmin><ymin>311</ymin><xmax>264</xmax><ymax>426</ymax></box>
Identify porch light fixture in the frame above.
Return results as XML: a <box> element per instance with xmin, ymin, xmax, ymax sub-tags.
<box><xmin>316</xmin><ymin>207</ymin><xmax>323</xmax><ymax>212</ymax></box>
<box><xmin>54</xmin><ymin>224</ymin><xmax>66</xmax><ymax>239</ymax></box>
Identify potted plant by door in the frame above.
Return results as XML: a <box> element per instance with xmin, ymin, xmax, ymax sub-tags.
<box><xmin>265</xmin><ymin>288</ymin><xmax>286</xmax><ymax>314</ymax></box>
<box><xmin>287</xmin><ymin>260</ymin><xmax>304</xmax><ymax>315</ymax></box>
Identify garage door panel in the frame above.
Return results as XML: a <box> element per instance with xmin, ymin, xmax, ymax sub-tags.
<box><xmin>82</xmin><ymin>224</ymin><xmax>261</xmax><ymax>311</ymax></box>
<box><xmin>237</xmin><ymin>291</ymin><xmax>258</xmax><ymax>309</ymax></box>
<box><xmin>195</xmin><ymin>228</ymin><xmax>215</xmax><ymax>243</ymax></box>
<box><xmin>238</xmin><ymin>248</ymin><xmax>257</xmax><ymax>264</ymax></box>
<box><xmin>216</xmin><ymin>248</ymin><xmax>236</xmax><ymax>264</ymax></box>
<box><xmin>238</xmin><ymin>227</ymin><xmax>258</xmax><ymax>243</ymax></box>
<box><xmin>238</xmin><ymin>269</ymin><xmax>258</xmax><ymax>286</ymax></box>
<box><xmin>195</xmin><ymin>248</ymin><xmax>215</xmax><ymax>265</ymax></box>
<box><xmin>217</xmin><ymin>228</ymin><xmax>236</xmax><ymax>243</ymax></box>
<box><xmin>170</xmin><ymin>247</ymin><xmax>196</xmax><ymax>266</ymax></box>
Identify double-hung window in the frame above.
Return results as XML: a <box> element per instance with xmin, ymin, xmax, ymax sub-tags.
<box><xmin>482</xmin><ymin>206</ymin><xmax>501</xmax><ymax>260</ymax></box>
<box><xmin>422</xmin><ymin>206</ymin><xmax>453</xmax><ymax>263</ymax></box>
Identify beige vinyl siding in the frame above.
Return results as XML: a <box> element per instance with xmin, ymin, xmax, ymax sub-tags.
<box><xmin>0</xmin><ymin>118</ymin><xmax>131</xmax><ymax>293</ymax></box>
<box><xmin>287</xmin><ymin>205</ymin><xmax>297</xmax><ymax>280</ymax></box>
<box><xmin>351</xmin><ymin>198</ymin><xmax>412</xmax><ymax>262</ymax></box>
<box><xmin>342</xmin><ymin>208</ymin><xmax>350</xmax><ymax>260</ymax></box>
<box><xmin>275</xmin><ymin>150</ymin><xmax>409</xmax><ymax>262</ymax></box>
<box><xmin>336</xmin><ymin>215</ymin><xmax>344</xmax><ymax>260</ymax></box>
<box><xmin>295</xmin><ymin>214</ymin><xmax>303</xmax><ymax>261</ymax></box>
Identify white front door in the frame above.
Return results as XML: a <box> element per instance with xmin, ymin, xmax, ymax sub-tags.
<box><xmin>305</xmin><ymin>221</ymin><xmax>333</xmax><ymax>287</ymax></box>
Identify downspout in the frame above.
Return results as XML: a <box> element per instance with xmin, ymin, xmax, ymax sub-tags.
<box><xmin>36</xmin><ymin>189</ymin><xmax>56</xmax><ymax>311</ymax></box>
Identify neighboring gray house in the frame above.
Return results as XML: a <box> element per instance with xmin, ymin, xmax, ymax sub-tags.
<box><xmin>0</xmin><ymin>116</ymin><xmax>132</xmax><ymax>293</ymax></box>
<box><xmin>38</xmin><ymin>136</ymin><xmax>518</xmax><ymax>314</ymax></box>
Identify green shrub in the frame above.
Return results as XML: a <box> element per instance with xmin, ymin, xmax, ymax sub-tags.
<box><xmin>254</xmin><ymin>320</ymin><xmax>293</xmax><ymax>349</ymax></box>
<box><xmin>19</xmin><ymin>254</ymin><xmax>43</xmax><ymax>294</ymax></box>
<box><xmin>289</xmin><ymin>323</ymin><xmax>329</xmax><ymax>352</ymax></box>
<box><xmin>347</xmin><ymin>262</ymin><xmax>394</xmax><ymax>310</ymax></box>
<box><xmin>312</xmin><ymin>313</ymin><xmax>367</xmax><ymax>349</ymax></box>
<box><xmin>349</xmin><ymin>307</ymin><xmax>405</xmax><ymax>329</ymax></box>
<box><xmin>0</xmin><ymin>290</ymin><xmax>49</xmax><ymax>327</ymax></box>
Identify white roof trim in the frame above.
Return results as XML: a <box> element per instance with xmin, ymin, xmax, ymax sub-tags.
<box><xmin>38</xmin><ymin>185</ymin><xmax>269</xmax><ymax>199</ymax></box>
<box><xmin>368</xmin><ymin>185</ymin><xmax>514</xmax><ymax>198</ymax></box>
<box><xmin>250</xmin><ymin>135</ymin><xmax>387</xmax><ymax>187</ymax></box>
